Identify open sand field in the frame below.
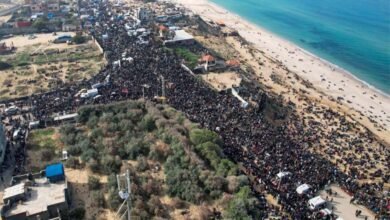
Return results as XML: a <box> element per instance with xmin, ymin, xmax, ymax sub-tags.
<box><xmin>202</xmin><ymin>72</ymin><xmax>241</xmax><ymax>91</ymax></box>
<box><xmin>0</xmin><ymin>32</ymin><xmax>105</xmax><ymax>100</ymax></box>
<box><xmin>320</xmin><ymin>185</ymin><xmax>374</xmax><ymax>220</ymax></box>
<box><xmin>173</xmin><ymin>0</ymin><xmax>390</xmax><ymax>144</ymax></box>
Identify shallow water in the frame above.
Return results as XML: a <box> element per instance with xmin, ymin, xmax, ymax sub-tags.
<box><xmin>212</xmin><ymin>0</ymin><xmax>390</xmax><ymax>94</ymax></box>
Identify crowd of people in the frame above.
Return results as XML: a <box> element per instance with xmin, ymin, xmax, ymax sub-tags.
<box><xmin>0</xmin><ymin>0</ymin><xmax>388</xmax><ymax>219</ymax></box>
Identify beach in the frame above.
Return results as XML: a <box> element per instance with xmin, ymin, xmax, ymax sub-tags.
<box><xmin>173</xmin><ymin>0</ymin><xmax>390</xmax><ymax>142</ymax></box>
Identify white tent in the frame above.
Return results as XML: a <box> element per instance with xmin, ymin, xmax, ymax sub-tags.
<box><xmin>296</xmin><ymin>183</ymin><xmax>311</xmax><ymax>194</ymax></box>
<box><xmin>308</xmin><ymin>196</ymin><xmax>326</xmax><ymax>210</ymax></box>
<box><xmin>276</xmin><ymin>171</ymin><xmax>291</xmax><ymax>179</ymax></box>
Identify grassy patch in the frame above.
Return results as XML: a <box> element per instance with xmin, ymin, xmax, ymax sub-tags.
<box><xmin>174</xmin><ymin>47</ymin><xmax>198</xmax><ymax>69</ymax></box>
<box><xmin>28</xmin><ymin>128</ymin><xmax>57</xmax><ymax>150</ymax></box>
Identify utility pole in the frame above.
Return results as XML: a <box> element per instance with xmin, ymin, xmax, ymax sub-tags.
<box><xmin>160</xmin><ymin>75</ymin><xmax>165</xmax><ymax>98</ymax></box>
<box><xmin>142</xmin><ymin>84</ymin><xmax>150</xmax><ymax>100</ymax></box>
<box><xmin>116</xmin><ymin>169</ymin><xmax>132</xmax><ymax>220</ymax></box>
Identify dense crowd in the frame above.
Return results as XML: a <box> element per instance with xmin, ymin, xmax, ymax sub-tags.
<box><xmin>0</xmin><ymin>0</ymin><xmax>388</xmax><ymax>219</ymax></box>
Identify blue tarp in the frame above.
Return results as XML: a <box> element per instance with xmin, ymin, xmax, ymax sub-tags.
<box><xmin>45</xmin><ymin>163</ymin><xmax>65</xmax><ymax>182</ymax></box>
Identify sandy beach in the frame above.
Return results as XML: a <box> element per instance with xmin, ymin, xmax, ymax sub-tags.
<box><xmin>173</xmin><ymin>0</ymin><xmax>390</xmax><ymax>141</ymax></box>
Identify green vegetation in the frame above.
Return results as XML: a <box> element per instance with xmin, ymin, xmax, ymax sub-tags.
<box><xmin>28</xmin><ymin>128</ymin><xmax>57</xmax><ymax>150</ymax></box>
<box><xmin>72</xmin><ymin>34</ymin><xmax>87</xmax><ymax>44</ymax></box>
<box><xmin>56</xmin><ymin>101</ymin><xmax>262</xmax><ymax>219</ymax></box>
<box><xmin>174</xmin><ymin>47</ymin><xmax>198</xmax><ymax>69</ymax></box>
<box><xmin>32</xmin><ymin>18</ymin><xmax>49</xmax><ymax>30</ymax></box>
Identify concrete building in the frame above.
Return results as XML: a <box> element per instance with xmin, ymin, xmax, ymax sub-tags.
<box><xmin>29</xmin><ymin>0</ymin><xmax>60</xmax><ymax>13</ymax></box>
<box><xmin>0</xmin><ymin>121</ymin><xmax>6</xmax><ymax>166</ymax></box>
<box><xmin>1</xmin><ymin>164</ymin><xmax>69</xmax><ymax>220</ymax></box>
<box><xmin>163</xmin><ymin>30</ymin><xmax>195</xmax><ymax>46</ymax></box>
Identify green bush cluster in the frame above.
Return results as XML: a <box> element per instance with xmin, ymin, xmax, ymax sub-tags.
<box><xmin>191</xmin><ymin>129</ymin><xmax>237</xmax><ymax>176</ymax></box>
<box><xmin>60</xmin><ymin>102</ymin><xmax>157</xmax><ymax>174</ymax></box>
<box><xmin>59</xmin><ymin>101</ymin><xmax>262</xmax><ymax>219</ymax></box>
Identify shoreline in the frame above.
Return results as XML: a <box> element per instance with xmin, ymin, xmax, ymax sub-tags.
<box><xmin>173</xmin><ymin>0</ymin><xmax>390</xmax><ymax>131</ymax></box>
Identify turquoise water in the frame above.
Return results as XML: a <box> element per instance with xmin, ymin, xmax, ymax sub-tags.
<box><xmin>212</xmin><ymin>0</ymin><xmax>390</xmax><ymax>94</ymax></box>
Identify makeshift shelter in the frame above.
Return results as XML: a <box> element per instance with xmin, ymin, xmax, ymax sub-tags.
<box><xmin>45</xmin><ymin>163</ymin><xmax>65</xmax><ymax>182</ymax></box>
<box><xmin>296</xmin><ymin>183</ymin><xmax>311</xmax><ymax>195</ymax></box>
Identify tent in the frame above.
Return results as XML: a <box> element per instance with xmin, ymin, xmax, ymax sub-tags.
<box><xmin>296</xmin><ymin>183</ymin><xmax>311</xmax><ymax>194</ymax></box>
<box><xmin>46</xmin><ymin>163</ymin><xmax>65</xmax><ymax>182</ymax></box>
<box><xmin>308</xmin><ymin>196</ymin><xmax>326</xmax><ymax>210</ymax></box>
<box><xmin>276</xmin><ymin>171</ymin><xmax>291</xmax><ymax>179</ymax></box>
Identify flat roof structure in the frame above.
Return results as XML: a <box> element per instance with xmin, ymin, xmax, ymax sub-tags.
<box><xmin>53</xmin><ymin>113</ymin><xmax>78</xmax><ymax>121</ymax></box>
<box><xmin>3</xmin><ymin>178</ymin><xmax>68</xmax><ymax>219</ymax></box>
<box><xmin>3</xmin><ymin>183</ymin><xmax>26</xmax><ymax>202</ymax></box>
<box><xmin>164</xmin><ymin>30</ymin><xmax>194</xmax><ymax>45</ymax></box>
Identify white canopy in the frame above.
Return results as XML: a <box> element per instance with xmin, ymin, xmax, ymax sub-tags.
<box><xmin>308</xmin><ymin>196</ymin><xmax>326</xmax><ymax>210</ymax></box>
<box><xmin>276</xmin><ymin>171</ymin><xmax>291</xmax><ymax>179</ymax></box>
<box><xmin>296</xmin><ymin>183</ymin><xmax>311</xmax><ymax>194</ymax></box>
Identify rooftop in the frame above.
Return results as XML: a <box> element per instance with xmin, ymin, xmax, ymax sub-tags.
<box><xmin>4</xmin><ymin>178</ymin><xmax>67</xmax><ymax>217</ymax></box>
<box><xmin>164</xmin><ymin>30</ymin><xmax>194</xmax><ymax>44</ymax></box>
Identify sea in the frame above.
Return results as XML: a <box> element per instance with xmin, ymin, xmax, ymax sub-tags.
<box><xmin>212</xmin><ymin>0</ymin><xmax>390</xmax><ymax>94</ymax></box>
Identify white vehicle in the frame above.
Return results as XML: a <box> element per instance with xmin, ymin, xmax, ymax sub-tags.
<box><xmin>296</xmin><ymin>184</ymin><xmax>311</xmax><ymax>195</ymax></box>
<box><xmin>5</xmin><ymin>106</ymin><xmax>19</xmax><ymax>115</ymax></box>
<box><xmin>13</xmin><ymin>128</ymin><xmax>21</xmax><ymax>139</ymax></box>
<box><xmin>92</xmin><ymin>83</ymin><xmax>104</xmax><ymax>89</ymax></box>
<box><xmin>308</xmin><ymin>196</ymin><xmax>326</xmax><ymax>210</ymax></box>
<box><xmin>28</xmin><ymin>121</ymin><xmax>40</xmax><ymax>129</ymax></box>
<box><xmin>80</xmin><ymin>88</ymin><xmax>99</xmax><ymax>99</ymax></box>
<box><xmin>74</xmin><ymin>89</ymin><xmax>87</xmax><ymax>97</ymax></box>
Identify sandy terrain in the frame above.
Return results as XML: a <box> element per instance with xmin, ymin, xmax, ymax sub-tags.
<box><xmin>320</xmin><ymin>185</ymin><xmax>374</xmax><ymax>220</ymax></box>
<box><xmin>0</xmin><ymin>32</ymin><xmax>76</xmax><ymax>47</ymax></box>
<box><xmin>0</xmin><ymin>33</ymin><xmax>105</xmax><ymax>100</ymax></box>
<box><xmin>202</xmin><ymin>72</ymin><xmax>241</xmax><ymax>91</ymax></box>
<box><xmin>173</xmin><ymin>0</ymin><xmax>390</xmax><ymax>142</ymax></box>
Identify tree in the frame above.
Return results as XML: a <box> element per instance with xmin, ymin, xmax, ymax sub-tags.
<box><xmin>136</xmin><ymin>156</ymin><xmax>149</xmax><ymax>172</ymax></box>
<box><xmin>33</xmin><ymin>18</ymin><xmax>48</xmax><ymax>30</ymax></box>
<box><xmin>139</xmin><ymin>114</ymin><xmax>156</xmax><ymax>132</ymax></box>
<box><xmin>88</xmin><ymin>176</ymin><xmax>100</xmax><ymax>190</ymax></box>
<box><xmin>91</xmin><ymin>191</ymin><xmax>105</xmax><ymax>208</ymax></box>
<box><xmin>68</xmin><ymin>207</ymin><xmax>86</xmax><ymax>220</ymax></box>
<box><xmin>224</xmin><ymin>186</ymin><xmax>261</xmax><ymax>220</ymax></box>
<box><xmin>72</xmin><ymin>34</ymin><xmax>87</xmax><ymax>44</ymax></box>
<box><xmin>189</xmin><ymin>129</ymin><xmax>221</xmax><ymax>146</ymax></box>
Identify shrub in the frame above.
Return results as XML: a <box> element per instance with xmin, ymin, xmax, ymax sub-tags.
<box><xmin>72</xmin><ymin>34</ymin><xmax>87</xmax><ymax>44</ymax></box>
<box><xmin>189</xmin><ymin>129</ymin><xmax>220</xmax><ymax>146</ymax></box>
<box><xmin>91</xmin><ymin>191</ymin><xmax>105</xmax><ymax>208</ymax></box>
<box><xmin>224</xmin><ymin>186</ymin><xmax>261</xmax><ymax>220</ymax></box>
<box><xmin>136</xmin><ymin>156</ymin><xmax>149</xmax><ymax>172</ymax></box>
<box><xmin>67</xmin><ymin>145</ymin><xmax>81</xmax><ymax>155</ymax></box>
<box><xmin>40</xmin><ymin>148</ymin><xmax>55</xmax><ymax>161</ymax></box>
<box><xmin>216</xmin><ymin>159</ymin><xmax>238</xmax><ymax>177</ymax></box>
<box><xmin>226</xmin><ymin>175</ymin><xmax>249</xmax><ymax>193</ymax></box>
<box><xmin>107</xmin><ymin>174</ymin><xmax>117</xmax><ymax>190</ymax></box>
<box><xmin>108</xmin><ymin>189</ymin><xmax>122</xmax><ymax>210</ymax></box>
<box><xmin>147</xmin><ymin>196</ymin><xmax>167</xmax><ymax>217</ymax></box>
<box><xmin>68</xmin><ymin>207</ymin><xmax>86</xmax><ymax>220</ymax></box>
<box><xmin>166</xmin><ymin>167</ymin><xmax>205</xmax><ymax>204</ymax></box>
<box><xmin>101</xmin><ymin>155</ymin><xmax>122</xmax><ymax>174</ymax></box>
<box><xmin>88</xmin><ymin>176</ymin><xmax>100</xmax><ymax>190</ymax></box>
<box><xmin>87</xmin><ymin>159</ymin><xmax>99</xmax><ymax>173</ymax></box>
<box><xmin>65</xmin><ymin>157</ymin><xmax>80</xmax><ymax>169</ymax></box>
<box><xmin>139</xmin><ymin>115</ymin><xmax>156</xmax><ymax>132</ymax></box>
<box><xmin>125</xmin><ymin>139</ymin><xmax>150</xmax><ymax>160</ymax></box>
